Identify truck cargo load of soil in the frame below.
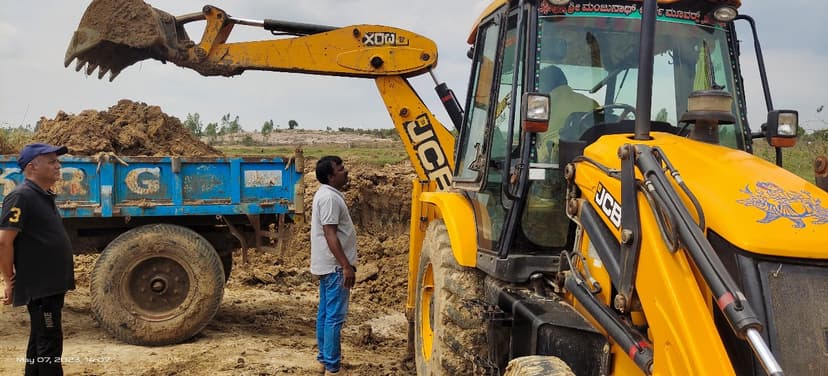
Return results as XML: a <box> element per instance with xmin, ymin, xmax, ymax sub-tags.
<box><xmin>34</xmin><ymin>99</ymin><xmax>221</xmax><ymax>157</ymax></box>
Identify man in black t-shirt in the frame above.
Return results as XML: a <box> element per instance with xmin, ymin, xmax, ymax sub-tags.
<box><xmin>0</xmin><ymin>143</ymin><xmax>74</xmax><ymax>376</ymax></box>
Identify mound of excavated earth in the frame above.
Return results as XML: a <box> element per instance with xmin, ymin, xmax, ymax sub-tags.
<box><xmin>34</xmin><ymin>99</ymin><xmax>221</xmax><ymax>156</ymax></box>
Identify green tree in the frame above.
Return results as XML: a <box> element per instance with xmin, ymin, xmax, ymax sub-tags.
<box><xmin>288</xmin><ymin>119</ymin><xmax>299</xmax><ymax>130</ymax></box>
<box><xmin>221</xmin><ymin>113</ymin><xmax>242</xmax><ymax>134</ymax></box>
<box><xmin>183</xmin><ymin>113</ymin><xmax>203</xmax><ymax>137</ymax></box>
<box><xmin>204</xmin><ymin>122</ymin><xmax>218</xmax><ymax>140</ymax></box>
<box><xmin>262</xmin><ymin>120</ymin><xmax>274</xmax><ymax>137</ymax></box>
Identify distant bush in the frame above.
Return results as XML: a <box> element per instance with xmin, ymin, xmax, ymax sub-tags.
<box><xmin>241</xmin><ymin>135</ymin><xmax>257</xmax><ymax>146</ymax></box>
<box><xmin>336</xmin><ymin>127</ymin><xmax>399</xmax><ymax>140</ymax></box>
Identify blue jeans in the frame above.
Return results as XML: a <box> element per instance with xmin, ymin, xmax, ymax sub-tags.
<box><xmin>316</xmin><ymin>268</ymin><xmax>350</xmax><ymax>372</ymax></box>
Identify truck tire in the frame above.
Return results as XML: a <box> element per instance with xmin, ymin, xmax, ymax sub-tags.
<box><xmin>90</xmin><ymin>223</ymin><xmax>225</xmax><ymax>346</ymax></box>
<box><xmin>503</xmin><ymin>355</ymin><xmax>575</xmax><ymax>376</ymax></box>
<box><xmin>414</xmin><ymin>220</ymin><xmax>486</xmax><ymax>375</ymax></box>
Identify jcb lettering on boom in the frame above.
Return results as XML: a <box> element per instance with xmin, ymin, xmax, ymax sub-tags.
<box><xmin>404</xmin><ymin>114</ymin><xmax>451</xmax><ymax>191</ymax></box>
<box><xmin>594</xmin><ymin>183</ymin><xmax>622</xmax><ymax>229</ymax></box>
<box><xmin>363</xmin><ymin>32</ymin><xmax>409</xmax><ymax>47</ymax></box>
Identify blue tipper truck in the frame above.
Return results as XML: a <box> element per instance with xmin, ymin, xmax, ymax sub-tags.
<box><xmin>0</xmin><ymin>151</ymin><xmax>305</xmax><ymax>346</ymax></box>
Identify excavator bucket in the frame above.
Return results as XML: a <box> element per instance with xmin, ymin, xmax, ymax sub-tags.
<box><xmin>64</xmin><ymin>0</ymin><xmax>184</xmax><ymax>81</ymax></box>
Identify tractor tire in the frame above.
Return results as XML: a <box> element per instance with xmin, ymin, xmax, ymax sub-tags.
<box><xmin>414</xmin><ymin>220</ymin><xmax>486</xmax><ymax>375</ymax></box>
<box><xmin>503</xmin><ymin>355</ymin><xmax>576</xmax><ymax>376</ymax></box>
<box><xmin>90</xmin><ymin>224</ymin><xmax>225</xmax><ymax>346</ymax></box>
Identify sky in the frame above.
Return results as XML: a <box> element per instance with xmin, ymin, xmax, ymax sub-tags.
<box><xmin>0</xmin><ymin>1</ymin><xmax>826</xmax><ymax>134</ymax></box>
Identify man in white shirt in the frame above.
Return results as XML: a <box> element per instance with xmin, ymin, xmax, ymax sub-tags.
<box><xmin>310</xmin><ymin>155</ymin><xmax>356</xmax><ymax>376</ymax></box>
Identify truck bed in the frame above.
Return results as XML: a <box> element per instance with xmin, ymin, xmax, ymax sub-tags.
<box><xmin>0</xmin><ymin>155</ymin><xmax>302</xmax><ymax>218</ymax></box>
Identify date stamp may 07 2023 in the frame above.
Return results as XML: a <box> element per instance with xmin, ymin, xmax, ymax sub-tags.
<box><xmin>15</xmin><ymin>356</ymin><xmax>113</xmax><ymax>365</ymax></box>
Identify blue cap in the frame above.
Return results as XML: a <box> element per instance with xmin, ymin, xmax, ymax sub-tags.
<box><xmin>17</xmin><ymin>143</ymin><xmax>68</xmax><ymax>170</ymax></box>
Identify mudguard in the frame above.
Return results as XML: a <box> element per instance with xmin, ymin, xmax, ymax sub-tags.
<box><xmin>419</xmin><ymin>191</ymin><xmax>477</xmax><ymax>267</ymax></box>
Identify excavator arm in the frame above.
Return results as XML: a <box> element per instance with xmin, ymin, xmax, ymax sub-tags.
<box><xmin>65</xmin><ymin>0</ymin><xmax>457</xmax><ymax>190</ymax></box>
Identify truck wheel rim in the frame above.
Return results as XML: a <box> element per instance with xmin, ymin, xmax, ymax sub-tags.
<box><xmin>124</xmin><ymin>254</ymin><xmax>192</xmax><ymax>321</ymax></box>
<box><xmin>419</xmin><ymin>262</ymin><xmax>435</xmax><ymax>361</ymax></box>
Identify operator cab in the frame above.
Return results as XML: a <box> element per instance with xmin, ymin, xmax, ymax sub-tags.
<box><xmin>451</xmin><ymin>0</ymin><xmax>798</xmax><ymax>285</ymax></box>
<box><xmin>451</xmin><ymin>0</ymin><xmax>799</xmax><ymax>282</ymax></box>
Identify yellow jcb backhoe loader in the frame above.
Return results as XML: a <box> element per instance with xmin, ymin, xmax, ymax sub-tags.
<box><xmin>65</xmin><ymin>0</ymin><xmax>827</xmax><ymax>375</ymax></box>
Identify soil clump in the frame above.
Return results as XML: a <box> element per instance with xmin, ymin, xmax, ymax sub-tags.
<box><xmin>34</xmin><ymin>99</ymin><xmax>221</xmax><ymax>156</ymax></box>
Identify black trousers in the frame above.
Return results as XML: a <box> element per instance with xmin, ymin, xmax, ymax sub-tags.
<box><xmin>25</xmin><ymin>293</ymin><xmax>65</xmax><ymax>376</ymax></box>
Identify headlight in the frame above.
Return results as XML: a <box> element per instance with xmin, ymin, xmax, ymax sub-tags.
<box><xmin>525</xmin><ymin>95</ymin><xmax>550</xmax><ymax>122</ymax></box>
<box><xmin>766</xmin><ymin>110</ymin><xmax>799</xmax><ymax>148</ymax></box>
<box><xmin>712</xmin><ymin>6</ymin><xmax>738</xmax><ymax>22</ymax></box>
<box><xmin>777</xmin><ymin>113</ymin><xmax>798</xmax><ymax>136</ymax></box>
<box><xmin>522</xmin><ymin>93</ymin><xmax>550</xmax><ymax>133</ymax></box>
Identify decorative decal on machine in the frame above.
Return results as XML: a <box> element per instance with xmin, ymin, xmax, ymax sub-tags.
<box><xmin>404</xmin><ymin>113</ymin><xmax>452</xmax><ymax>191</ymax></box>
<box><xmin>538</xmin><ymin>1</ymin><xmax>712</xmax><ymax>25</ymax></box>
<box><xmin>54</xmin><ymin>167</ymin><xmax>89</xmax><ymax>196</ymax></box>
<box><xmin>1</xmin><ymin>167</ymin><xmax>88</xmax><ymax>197</ymax></box>
<box><xmin>738</xmin><ymin>182</ymin><xmax>828</xmax><ymax>228</ymax></box>
<box><xmin>125</xmin><ymin>167</ymin><xmax>161</xmax><ymax>195</ymax></box>
<box><xmin>594</xmin><ymin>183</ymin><xmax>622</xmax><ymax>229</ymax></box>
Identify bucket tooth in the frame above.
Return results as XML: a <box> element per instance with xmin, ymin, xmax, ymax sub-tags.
<box><xmin>74</xmin><ymin>59</ymin><xmax>87</xmax><ymax>72</ymax></box>
<box><xmin>109</xmin><ymin>69</ymin><xmax>122</xmax><ymax>82</ymax></box>
<box><xmin>98</xmin><ymin>67</ymin><xmax>110</xmax><ymax>80</ymax></box>
<box><xmin>85</xmin><ymin>63</ymin><xmax>98</xmax><ymax>76</ymax></box>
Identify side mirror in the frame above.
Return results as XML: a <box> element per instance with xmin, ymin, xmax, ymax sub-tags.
<box><xmin>522</xmin><ymin>93</ymin><xmax>550</xmax><ymax>133</ymax></box>
<box><xmin>765</xmin><ymin>110</ymin><xmax>799</xmax><ymax>148</ymax></box>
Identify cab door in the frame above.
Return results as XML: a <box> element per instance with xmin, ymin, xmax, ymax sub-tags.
<box><xmin>454</xmin><ymin>7</ymin><xmax>523</xmax><ymax>252</ymax></box>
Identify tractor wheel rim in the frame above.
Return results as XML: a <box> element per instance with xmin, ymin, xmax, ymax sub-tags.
<box><xmin>124</xmin><ymin>254</ymin><xmax>192</xmax><ymax>321</ymax></box>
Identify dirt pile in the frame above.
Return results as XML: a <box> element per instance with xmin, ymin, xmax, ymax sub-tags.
<box><xmin>234</xmin><ymin>158</ymin><xmax>417</xmax><ymax>309</ymax></box>
<box><xmin>34</xmin><ymin>99</ymin><xmax>221</xmax><ymax>156</ymax></box>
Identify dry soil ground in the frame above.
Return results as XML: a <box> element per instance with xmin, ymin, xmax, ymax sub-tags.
<box><xmin>0</xmin><ymin>101</ymin><xmax>419</xmax><ymax>375</ymax></box>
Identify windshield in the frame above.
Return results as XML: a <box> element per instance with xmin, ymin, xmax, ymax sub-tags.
<box><xmin>521</xmin><ymin>9</ymin><xmax>746</xmax><ymax>249</ymax></box>
<box><xmin>535</xmin><ymin>13</ymin><xmax>744</xmax><ymax>149</ymax></box>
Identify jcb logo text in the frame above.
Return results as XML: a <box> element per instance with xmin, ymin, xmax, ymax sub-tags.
<box><xmin>405</xmin><ymin>114</ymin><xmax>451</xmax><ymax>191</ymax></box>
<box><xmin>594</xmin><ymin>183</ymin><xmax>622</xmax><ymax>229</ymax></box>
